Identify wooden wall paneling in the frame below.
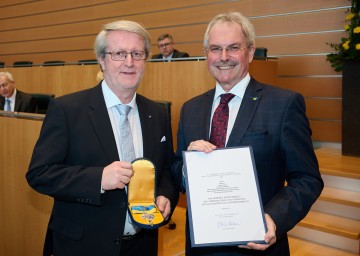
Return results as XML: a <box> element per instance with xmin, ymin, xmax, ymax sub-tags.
<box><xmin>305</xmin><ymin>98</ymin><xmax>342</xmax><ymax>120</ymax></box>
<box><xmin>0</xmin><ymin>50</ymin><xmax>96</xmax><ymax>67</ymax></box>
<box><xmin>0</xmin><ymin>1</ymin><xmax>243</xmax><ymax>65</ymax></box>
<box><xmin>0</xmin><ymin>116</ymin><xmax>52</xmax><ymax>256</ymax></box>
<box><xmin>251</xmin><ymin>0</ymin><xmax>349</xmax><ymax>16</ymax></box>
<box><xmin>3</xmin><ymin>35</ymin><xmax>95</xmax><ymax>55</ymax></box>
<box><xmin>93</xmin><ymin>0</ymin><xmax>234</xmax><ymax>19</ymax></box>
<box><xmin>0</xmin><ymin>0</ymin><xmax>114</xmax><ymax>19</ymax></box>
<box><xmin>256</xmin><ymin>32</ymin><xmax>346</xmax><ymax>56</ymax></box>
<box><xmin>277</xmin><ymin>76</ymin><xmax>342</xmax><ymax>98</ymax></box>
<box><xmin>252</xmin><ymin>8</ymin><xmax>346</xmax><ymax>36</ymax></box>
<box><xmin>6</xmin><ymin>65</ymin><xmax>101</xmax><ymax>96</ymax></box>
<box><xmin>0</xmin><ymin>17</ymin><xmax>205</xmax><ymax>48</ymax></box>
<box><xmin>310</xmin><ymin>120</ymin><xmax>342</xmax><ymax>142</ymax></box>
<box><xmin>277</xmin><ymin>56</ymin><xmax>339</xmax><ymax>76</ymax></box>
<box><xmin>0</xmin><ymin>20</ymin><xmax>101</xmax><ymax>44</ymax></box>
<box><xmin>0</xmin><ymin>0</ymin><xmax>238</xmax><ymax>31</ymax></box>
<box><xmin>0</xmin><ymin>2</ymin><xmax>115</xmax><ymax>30</ymax></box>
<box><xmin>128</xmin><ymin>1</ymin><xmax>248</xmax><ymax>29</ymax></box>
<box><xmin>0</xmin><ymin>0</ymin><xmax>30</xmax><ymax>7</ymax></box>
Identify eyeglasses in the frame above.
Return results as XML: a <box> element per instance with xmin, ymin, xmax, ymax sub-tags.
<box><xmin>205</xmin><ymin>46</ymin><xmax>248</xmax><ymax>56</ymax></box>
<box><xmin>0</xmin><ymin>82</ymin><xmax>9</xmax><ymax>89</ymax></box>
<box><xmin>105</xmin><ymin>50</ymin><xmax>147</xmax><ymax>61</ymax></box>
<box><xmin>158</xmin><ymin>42</ymin><xmax>172</xmax><ymax>48</ymax></box>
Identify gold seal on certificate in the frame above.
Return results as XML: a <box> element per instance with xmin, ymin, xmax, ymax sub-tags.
<box><xmin>183</xmin><ymin>146</ymin><xmax>267</xmax><ymax>247</ymax></box>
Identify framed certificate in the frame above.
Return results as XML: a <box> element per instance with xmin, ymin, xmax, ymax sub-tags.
<box><xmin>183</xmin><ymin>146</ymin><xmax>267</xmax><ymax>247</ymax></box>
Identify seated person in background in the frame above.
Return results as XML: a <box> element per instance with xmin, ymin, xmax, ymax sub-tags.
<box><xmin>152</xmin><ymin>34</ymin><xmax>189</xmax><ymax>61</ymax></box>
<box><xmin>0</xmin><ymin>71</ymin><xmax>38</xmax><ymax>113</ymax></box>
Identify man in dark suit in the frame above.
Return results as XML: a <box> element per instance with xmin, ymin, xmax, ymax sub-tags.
<box><xmin>171</xmin><ymin>12</ymin><xmax>323</xmax><ymax>256</ymax></box>
<box><xmin>0</xmin><ymin>71</ymin><xmax>38</xmax><ymax>113</ymax></box>
<box><xmin>26</xmin><ymin>20</ymin><xmax>179</xmax><ymax>256</ymax></box>
<box><xmin>151</xmin><ymin>34</ymin><xmax>189</xmax><ymax>61</ymax></box>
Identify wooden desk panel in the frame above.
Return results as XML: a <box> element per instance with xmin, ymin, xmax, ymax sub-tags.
<box><xmin>0</xmin><ymin>115</ymin><xmax>52</xmax><ymax>256</ymax></box>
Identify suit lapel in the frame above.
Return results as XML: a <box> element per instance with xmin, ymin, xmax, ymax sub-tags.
<box><xmin>14</xmin><ymin>91</ymin><xmax>22</xmax><ymax>112</ymax></box>
<box><xmin>227</xmin><ymin>79</ymin><xmax>263</xmax><ymax>147</ymax></box>
<box><xmin>0</xmin><ymin>97</ymin><xmax>4</xmax><ymax>110</ymax></box>
<box><xmin>202</xmin><ymin>90</ymin><xmax>216</xmax><ymax>140</ymax></box>
<box><xmin>87</xmin><ymin>85</ymin><xmax>119</xmax><ymax>162</ymax></box>
<box><xmin>136</xmin><ymin>95</ymin><xmax>154</xmax><ymax>158</ymax></box>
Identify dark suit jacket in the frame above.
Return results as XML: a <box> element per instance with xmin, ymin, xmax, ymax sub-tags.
<box><xmin>26</xmin><ymin>84</ymin><xmax>179</xmax><ymax>256</ymax></box>
<box><xmin>0</xmin><ymin>90</ymin><xmax>38</xmax><ymax>113</ymax></box>
<box><xmin>172</xmin><ymin>78</ymin><xmax>323</xmax><ymax>256</ymax></box>
<box><xmin>151</xmin><ymin>49</ymin><xmax>190</xmax><ymax>60</ymax></box>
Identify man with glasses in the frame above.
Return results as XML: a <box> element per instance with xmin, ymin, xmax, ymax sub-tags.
<box><xmin>151</xmin><ymin>33</ymin><xmax>189</xmax><ymax>61</ymax></box>
<box><xmin>26</xmin><ymin>20</ymin><xmax>178</xmax><ymax>256</ymax></box>
<box><xmin>171</xmin><ymin>12</ymin><xmax>323</xmax><ymax>256</ymax></box>
<box><xmin>0</xmin><ymin>71</ymin><xmax>38</xmax><ymax>113</ymax></box>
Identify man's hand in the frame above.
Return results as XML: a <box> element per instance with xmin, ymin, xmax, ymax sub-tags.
<box><xmin>187</xmin><ymin>139</ymin><xmax>216</xmax><ymax>153</ymax></box>
<box><xmin>156</xmin><ymin>196</ymin><xmax>171</xmax><ymax>220</ymax></box>
<box><xmin>238</xmin><ymin>213</ymin><xmax>277</xmax><ymax>250</ymax></box>
<box><xmin>101</xmin><ymin>161</ymin><xmax>134</xmax><ymax>190</ymax></box>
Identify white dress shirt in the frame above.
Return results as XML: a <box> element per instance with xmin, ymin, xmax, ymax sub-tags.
<box><xmin>210</xmin><ymin>73</ymin><xmax>251</xmax><ymax>145</ymax></box>
<box><xmin>101</xmin><ymin>81</ymin><xmax>143</xmax><ymax>235</ymax></box>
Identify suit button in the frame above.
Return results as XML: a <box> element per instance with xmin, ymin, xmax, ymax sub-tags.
<box><xmin>114</xmin><ymin>238</ymin><xmax>121</xmax><ymax>245</ymax></box>
<box><xmin>120</xmin><ymin>202</ymin><xmax>126</xmax><ymax>208</ymax></box>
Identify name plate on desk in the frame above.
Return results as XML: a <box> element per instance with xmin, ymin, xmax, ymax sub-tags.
<box><xmin>183</xmin><ymin>146</ymin><xmax>267</xmax><ymax>247</ymax></box>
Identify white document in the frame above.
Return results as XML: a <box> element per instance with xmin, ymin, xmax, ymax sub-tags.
<box><xmin>183</xmin><ymin>146</ymin><xmax>266</xmax><ymax>247</ymax></box>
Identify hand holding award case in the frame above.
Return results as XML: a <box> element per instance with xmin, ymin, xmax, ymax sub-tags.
<box><xmin>128</xmin><ymin>158</ymin><xmax>165</xmax><ymax>228</ymax></box>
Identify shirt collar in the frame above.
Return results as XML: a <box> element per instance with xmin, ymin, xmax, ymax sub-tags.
<box><xmin>163</xmin><ymin>52</ymin><xmax>173</xmax><ymax>60</ymax></box>
<box><xmin>101</xmin><ymin>80</ymin><xmax>137</xmax><ymax>110</ymax></box>
<box><xmin>7</xmin><ymin>89</ymin><xmax>17</xmax><ymax>101</ymax></box>
<box><xmin>214</xmin><ymin>73</ymin><xmax>250</xmax><ymax>100</ymax></box>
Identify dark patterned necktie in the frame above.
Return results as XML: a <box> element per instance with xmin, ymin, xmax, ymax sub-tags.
<box><xmin>209</xmin><ymin>93</ymin><xmax>235</xmax><ymax>148</ymax></box>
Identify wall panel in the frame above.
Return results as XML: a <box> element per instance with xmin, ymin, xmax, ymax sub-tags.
<box><xmin>252</xmin><ymin>9</ymin><xmax>346</xmax><ymax>36</ymax></box>
<box><xmin>0</xmin><ymin>51</ymin><xmax>96</xmax><ymax>66</ymax></box>
<box><xmin>256</xmin><ymin>32</ymin><xmax>345</xmax><ymax>56</ymax></box>
<box><xmin>0</xmin><ymin>115</ymin><xmax>53</xmax><ymax>256</ymax></box>
<box><xmin>0</xmin><ymin>0</ymin><xmax>238</xmax><ymax>31</ymax></box>
<box><xmin>277</xmin><ymin>77</ymin><xmax>342</xmax><ymax>98</ymax></box>
<box><xmin>0</xmin><ymin>0</ymin><xmax>114</xmax><ymax>19</ymax></box>
<box><xmin>277</xmin><ymin>56</ymin><xmax>339</xmax><ymax>76</ymax></box>
<box><xmin>305</xmin><ymin>98</ymin><xmax>342</xmax><ymax>120</ymax></box>
<box><xmin>310</xmin><ymin>120</ymin><xmax>342</xmax><ymax>142</ymax></box>
<box><xmin>252</xmin><ymin>0</ymin><xmax>348</xmax><ymax>15</ymax></box>
<box><xmin>0</xmin><ymin>0</ymin><xmax>30</xmax><ymax>7</ymax></box>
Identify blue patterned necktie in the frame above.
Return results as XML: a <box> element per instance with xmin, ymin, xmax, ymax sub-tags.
<box><xmin>5</xmin><ymin>99</ymin><xmax>11</xmax><ymax>111</ymax></box>
<box><xmin>115</xmin><ymin>104</ymin><xmax>136</xmax><ymax>162</ymax></box>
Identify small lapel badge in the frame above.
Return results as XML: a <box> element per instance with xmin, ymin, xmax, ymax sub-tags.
<box><xmin>160</xmin><ymin>136</ymin><xmax>166</xmax><ymax>142</ymax></box>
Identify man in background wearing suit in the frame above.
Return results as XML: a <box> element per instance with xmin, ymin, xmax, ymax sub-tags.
<box><xmin>152</xmin><ymin>33</ymin><xmax>190</xmax><ymax>61</ymax></box>
<box><xmin>0</xmin><ymin>71</ymin><xmax>38</xmax><ymax>113</ymax></box>
<box><xmin>171</xmin><ymin>12</ymin><xmax>323</xmax><ymax>256</ymax></box>
<box><xmin>26</xmin><ymin>20</ymin><xmax>178</xmax><ymax>256</ymax></box>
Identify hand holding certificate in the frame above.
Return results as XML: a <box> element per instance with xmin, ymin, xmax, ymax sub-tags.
<box><xmin>183</xmin><ymin>146</ymin><xmax>267</xmax><ymax>247</ymax></box>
